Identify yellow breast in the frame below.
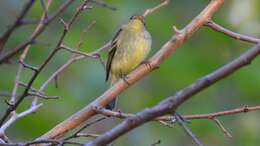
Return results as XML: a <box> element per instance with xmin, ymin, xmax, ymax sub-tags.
<box><xmin>110</xmin><ymin>20</ymin><xmax>151</xmax><ymax>79</ymax></box>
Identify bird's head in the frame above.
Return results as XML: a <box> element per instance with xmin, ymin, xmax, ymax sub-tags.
<box><xmin>128</xmin><ymin>15</ymin><xmax>146</xmax><ymax>32</ymax></box>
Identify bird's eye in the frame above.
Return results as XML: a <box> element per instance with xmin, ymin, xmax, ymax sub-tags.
<box><xmin>130</xmin><ymin>15</ymin><xmax>135</xmax><ymax>20</ymax></box>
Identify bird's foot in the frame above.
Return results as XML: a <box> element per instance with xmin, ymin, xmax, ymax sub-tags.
<box><xmin>120</xmin><ymin>74</ymin><xmax>130</xmax><ymax>86</ymax></box>
<box><xmin>141</xmin><ymin>60</ymin><xmax>152</xmax><ymax>70</ymax></box>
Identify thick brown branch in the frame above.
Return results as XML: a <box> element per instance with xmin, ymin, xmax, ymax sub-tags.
<box><xmin>39</xmin><ymin>0</ymin><xmax>225</xmax><ymax>141</ymax></box>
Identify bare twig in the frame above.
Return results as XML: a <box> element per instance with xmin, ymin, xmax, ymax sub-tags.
<box><xmin>0</xmin><ymin>103</ymin><xmax>42</xmax><ymax>136</ymax></box>
<box><xmin>40</xmin><ymin>0</ymin><xmax>49</xmax><ymax>19</ymax></box>
<box><xmin>76</xmin><ymin>133</ymin><xmax>100</xmax><ymax>138</ymax></box>
<box><xmin>18</xmin><ymin>81</ymin><xmax>41</xmax><ymax>93</ymax></box>
<box><xmin>77</xmin><ymin>21</ymin><xmax>96</xmax><ymax>49</ymax></box>
<box><xmin>19</xmin><ymin>60</ymin><xmax>39</xmax><ymax>72</ymax></box>
<box><xmin>60</xmin><ymin>44</ymin><xmax>99</xmax><ymax>59</ymax></box>
<box><xmin>94</xmin><ymin>105</ymin><xmax>260</xmax><ymax>122</ymax></box>
<box><xmin>90</xmin><ymin>41</ymin><xmax>111</xmax><ymax>55</ymax></box>
<box><xmin>91</xmin><ymin>0</ymin><xmax>117</xmax><ymax>11</ymax></box>
<box><xmin>143</xmin><ymin>0</ymin><xmax>170</xmax><ymax>17</ymax></box>
<box><xmin>182</xmin><ymin>105</ymin><xmax>260</xmax><ymax>120</ymax></box>
<box><xmin>211</xmin><ymin>118</ymin><xmax>232</xmax><ymax>138</ymax></box>
<box><xmin>64</xmin><ymin>117</ymin><xmax>106</xmax><ymax>141</ymax></box>
<box><xmin>27</xmin><ymin>92</ymin><xmax>59</xmax><ymax>99</ymax></box>
<box><xmin>205</xmin><ymin>20</ymin><xmax>260</xmax><ymax>44</ymax></box>
<box><xmin>174</xmin><ymin>114</ymin><xmax>203</xmax><ymax>146</ymax></box>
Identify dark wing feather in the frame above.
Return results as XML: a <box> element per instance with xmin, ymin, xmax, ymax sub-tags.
<box><xmin>105</xmin><ymin>28</ymin><xmax>122</xmax><ymax>81</ymax></box>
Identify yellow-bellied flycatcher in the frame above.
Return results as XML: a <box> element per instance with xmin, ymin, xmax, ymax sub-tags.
<box><xmin>105</xmin><ymin>15</ymin><xmax>152</xmax><ymax>109</ymax></box>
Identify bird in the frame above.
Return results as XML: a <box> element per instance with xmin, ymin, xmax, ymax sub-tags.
<box><xmin>105</xmin><ymin>15</ymin><xmax>152</xmax><ymax>110</ymax></box>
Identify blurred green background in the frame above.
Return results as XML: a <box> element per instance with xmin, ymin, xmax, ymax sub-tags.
<box><xmin>0</xmin><ymin>0</ymin><xmax>260</xmax><ymax>145</ymax></box>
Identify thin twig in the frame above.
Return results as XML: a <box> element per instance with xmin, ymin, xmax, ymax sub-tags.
<box><xmin>174</xmin><ymin>114</ymin><xmax>203</xmax><ymax>146</ymax></box>
<box><xmin>18</xmin><ymin>81</ymin><xmax>41</xmax><ymax>93</ymax></box>
<box><xmin>60</xmin><ymin>44</ymin><xmax>99</xmax><ymax>59</ymax></box>
<box><xmin>205</xmin><ymin>20</ymin><xmax>260</xmax><ymax>44</ymax></box>
<box><xmin>27</xmin><ymin>92</ymin><xmax>59</xmax><ymax>99</ymax></box>
<box><xmin>40</xmin><ymin>0</ymin><xmax>49</xmax><ymax>19</ymax></box>
<box><xmin>212</xmin><ymin>118</ymin><xmax>232</xmax><ymax>138</ymax></box>
<box><xmin>91</xmin><ymin>0</ymin><xmax>117</xmax><ymax>11</ymax></box>
<box><xmin>19</xmin><ymin>60</ymin><xmax>39</xmax><ymax>72</ymax></box>
<box><xmin>143</xmin><ymin>0</ymin><xmax>170</xmax><ymax>17</ymax></box>
<box><xmin>77</xmin><ymin>21</ymin><xmax>97</xmax><ymax>49</ymax></box>
<box><xmin>158</xmin><ymin>120</ymin><xmax>174</xmax><ymax>128</ymax></box>
<box><xmin>64</xmin><ymin>117</ymin><xmax>106</xmax><ymax>141</ymax></box>
<box><xmin>93</xmin><ymin>105</ymin><xmax>260</xmax><ymax>122</ymax></box>
<box><xmin>76</xmin><ymin>133</ymin><xmax>100</xmax><ymax>138</ymax></box>
<box><xmin>0</xmin><ymin>103</ymin><xmax>42</xmax><ymax>135</ymax></box>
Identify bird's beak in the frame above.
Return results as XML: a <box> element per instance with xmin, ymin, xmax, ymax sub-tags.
<box><xmin>136</xmin><ymin>16</ymin><xmax>145</xmax><ymax>23</ymax></box>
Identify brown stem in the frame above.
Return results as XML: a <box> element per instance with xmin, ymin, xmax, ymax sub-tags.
<box><xmin>205</xmin><ymin>20</ymin><xmax>260</xmax><ymax>44</ymax></box>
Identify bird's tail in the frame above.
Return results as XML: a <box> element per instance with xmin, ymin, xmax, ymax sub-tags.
<box><xmin>105</xmin><ymin>75</ymin><xmax>119</xmax><ymax>110</ymax></box>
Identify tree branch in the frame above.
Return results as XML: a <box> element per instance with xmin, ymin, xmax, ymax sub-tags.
<box><xmin>143</xmin><ymin>0</ymin><xmax>170</xmax><ymax>17</ymax></box>
<box><xmin>205</xmin><ymin>20</ymin><xmax>260</xmax><ymax>44</ymax></box>
<box><xmin>94</xmin><ymin>105</ymin><xmax>260</xmax><ymax>121</ymax></box>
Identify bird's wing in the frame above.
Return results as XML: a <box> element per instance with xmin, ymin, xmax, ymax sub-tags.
<box><xmin>105</xmin><ymin>27</ymin><xmax>123</xmax><ymax>81</ymax></box>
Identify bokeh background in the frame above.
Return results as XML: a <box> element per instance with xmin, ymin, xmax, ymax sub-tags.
<box><xmin>0</xmin><ymin>0</ymin><xmax>260</xmax><ymax>145</ymax></box>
